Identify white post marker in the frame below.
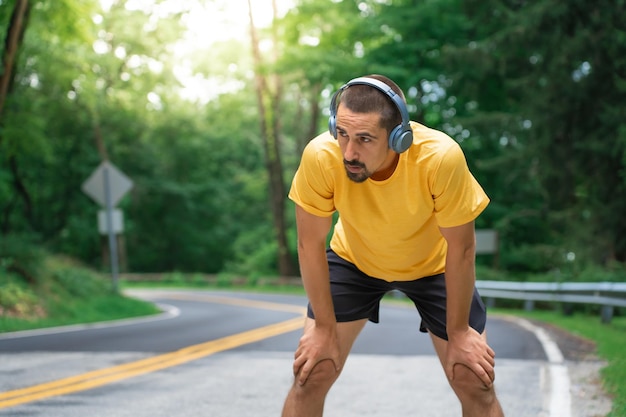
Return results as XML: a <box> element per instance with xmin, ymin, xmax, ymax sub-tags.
<box><xmin>82</xmin><ymin>161</ymin><xmax>133</xmax><ymax>292</ymax></box>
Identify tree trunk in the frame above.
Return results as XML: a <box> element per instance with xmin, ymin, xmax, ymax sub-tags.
<box><xmin>247</xmin><ymin>0</ymin><xmax>297</xmax><ymax>277</ymax></box>
<box><xmin>0</xmin><ymin>0</ymin><xmax>32</xmax><ymax>233</ymax></box>
<box><xmin>301</xmin><ymin>82</ymin><xmax>322</xmax><ymax>155</ymax></box>
<box><xmin>0</xmin><ymin>0</ymin><xmax>30</xmax><ymax>121</ymax></box>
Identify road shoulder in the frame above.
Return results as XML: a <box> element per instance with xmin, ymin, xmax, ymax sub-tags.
<box><xmin>527</xmin><ymin>319</ymin><xmax>612</xmax><ymax>417</ymax></box>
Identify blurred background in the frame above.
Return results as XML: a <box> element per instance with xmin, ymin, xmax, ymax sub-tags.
<box><xmin>1</xmin><ymin>0</ymin><xmax>625</xmax><ymax>284</ymax></box>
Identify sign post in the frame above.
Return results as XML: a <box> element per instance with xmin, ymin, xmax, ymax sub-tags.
<box><xmin>82</xmin><ymin>161</ymin><xmax>133</xmax><ymax>292</ymax></box>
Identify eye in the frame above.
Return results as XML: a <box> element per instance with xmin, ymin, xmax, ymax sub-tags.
<box><xmin>337</xmin><ymin>129</ymin><xmax>349</xmax><ymax>138</ymax></box>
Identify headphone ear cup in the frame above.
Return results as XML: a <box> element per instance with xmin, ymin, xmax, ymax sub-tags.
<box><xmin>328</xmin><ymin>114</ymin><xmax>337</xmax><ymax>139</ymax></box>
<box><xmin>389</xmin><ymin>125</ymin><xmax>413</xmax><ymax>153</ymax></box>
<box><xmin>328</xmin><ymin>88</ymin><xmax>342</xmax><ymax>139</ymax></box>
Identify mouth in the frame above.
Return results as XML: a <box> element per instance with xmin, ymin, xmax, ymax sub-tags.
<box><xmin>345</xmin><ymin>165</ymin><xmax>363</xmax><ymax>174</ymax></box>
<box><xmin>344</xmin><ymin>160</ymin><xmax>365</xmax><ymax>173</ymax></box>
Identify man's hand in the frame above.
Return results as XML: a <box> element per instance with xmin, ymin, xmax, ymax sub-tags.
<box><xmin>445</xmin><ymin>327</ymin><xmax>496</xmax><ymax>387</ymax></box>
<box><xmin>293</xmin><ymin>324</ymin><xmax>341</xmax><ymax>386</ymax></box>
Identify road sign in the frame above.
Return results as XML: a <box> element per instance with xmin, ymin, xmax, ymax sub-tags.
<box><xmin>82</xmin><ymin>161</ymin><xmax>133</xmax><ymax>293</ymax></box>
<box><xmin>476</xmin><ymin>229</ymin><xmax>498</xmax><ymax>255</ymax></box>
<box><xmin>82</xmin><ymin>161</ymin><xmax>133</xmax><ymax>208</ymax></box>
<box><xmin>98</xmin><ymin>209</ymin><xmax>124</xmax><ymax>235</ymax></box>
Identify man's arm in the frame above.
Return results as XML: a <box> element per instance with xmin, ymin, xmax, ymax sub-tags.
<box><xmin>439</xmin><ymin>221</ymin><xmax>495</xmax><ymax>387</ymax></box>
<box><xmin>292</xmin><ymin>204</ymin><xmax>338</xmax><ymax>385</ymax></box>
<box><xmin>295</xmin><ymin>205</ymin><xmax>334</xmax><ymax>325</ymax></box>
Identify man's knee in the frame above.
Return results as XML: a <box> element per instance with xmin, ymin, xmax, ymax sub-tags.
<box><xmin>449</xmin><ymin>363</ymin><xmax>495</xmax><ymax>399</ymax></box>
<box><xmin>296</xmin><ymin>359</ymin><xmax>339</xmax><ymax>392</ymax></box>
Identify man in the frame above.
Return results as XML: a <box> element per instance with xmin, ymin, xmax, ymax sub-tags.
<box><xmin>282</xmin><ymin>74</ymin><xmax>504</xmax><ymax>417</ymax></box>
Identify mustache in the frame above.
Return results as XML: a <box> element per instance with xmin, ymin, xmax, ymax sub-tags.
<box><xmin>344</xmin><ymin>159</ymin><xmax>365</xmax><ymax>168</ymax></box>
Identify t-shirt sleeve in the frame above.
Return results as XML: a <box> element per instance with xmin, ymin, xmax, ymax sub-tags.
<box><xmin>431</xmin><ymin>142</ymin><xmax>489</xmax><ymax>227</ymax></box>
<box><xmin>288</xmin><ymin>140</ymin><xmax>336</xmax><ymax>217</ymax></box>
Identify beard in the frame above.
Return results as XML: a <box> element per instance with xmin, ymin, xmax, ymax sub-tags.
<box><xmin>343</xmin><ymin>159</ymin><xmax>371</xmax><ymax>183</ymax></box>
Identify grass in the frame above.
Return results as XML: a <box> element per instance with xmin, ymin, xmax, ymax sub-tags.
<box><xmin>120</xmin><ymin>277</ymin><xmax>307</xmax><ymax>295</ymax></box>
<box><xmin>0</xmin><ymin>293</ymin><xmax>160</xmax><ymax>333</ymax></box>
<box><xmin>0</xmin><ymin>255</ymin><xmax>160</xmax><ymax>334</ymax></box>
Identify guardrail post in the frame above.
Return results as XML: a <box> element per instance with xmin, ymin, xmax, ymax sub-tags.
<box><xmin>475</xmin><ymin>280</ymin><xmax>626</xmax><ymax>323</ymax></box>
<box><xmin>601</xmin><ymin>305</ymin><xmax>614</xmax><ymax>324</ymax></box>
<box><xmin>562</xmin><ymin>303</ymin><xmax>574</xmax><ymax>316</ymax></box>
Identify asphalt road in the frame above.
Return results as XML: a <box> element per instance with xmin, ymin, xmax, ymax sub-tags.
<box><xmin>0</xmin><ymin>289</ymin><xmax>566</xmax><ymax>416</ymax></box>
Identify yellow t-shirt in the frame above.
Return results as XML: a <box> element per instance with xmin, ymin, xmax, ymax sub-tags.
<box><xmin>288</xmin><ymin>122</ymin><xmax>489</xmax><ymax>282</ymax></box>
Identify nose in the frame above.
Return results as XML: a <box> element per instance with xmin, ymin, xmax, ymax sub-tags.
<box><xmin>343</xmin><ymin>138</ymin><xmax>358</xmax><ymax>161</ymax></box>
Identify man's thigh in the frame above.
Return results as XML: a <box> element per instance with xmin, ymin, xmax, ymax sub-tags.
<box><xmin>307</xmin><ymin>250</ymin><xmax>390</xmax><ymax>323</ymax></box>
<box><xmin>394</xmin><ymin>274</ymin><xmax>487</xmax><ymax>340</ymax></box>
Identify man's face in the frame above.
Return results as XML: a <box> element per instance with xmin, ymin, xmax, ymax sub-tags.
<box><xmin>335</xmin><ymin>104</ymin><xmax>397</xmax><ymax>183</ymax></box>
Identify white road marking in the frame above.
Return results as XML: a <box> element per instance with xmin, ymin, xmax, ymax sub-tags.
<box><xmin>504</xmin><ymin>316</ymin><xmax>572</xmax><ymax>417</ymax></box>
<box><xmin>0</xmin><ymin>303</ymin><xmax>179</xmax><ymax>340</ymax></box>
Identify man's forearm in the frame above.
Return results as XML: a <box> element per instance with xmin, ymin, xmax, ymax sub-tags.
<box><xmin>444</xmin><ymin>250</ymin><xmax>476</xmax><ymax>336</ymax></box>
<box><xmin>298</xmin><ymin>246</ymin><xmax>336</xmax><ymax>327</ymax></box>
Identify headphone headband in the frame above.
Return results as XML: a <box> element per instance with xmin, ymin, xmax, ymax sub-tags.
<box><xmin>328</xmin><ymin>77</ymin><xmax>413</xmax><ymax>153</ymax></box>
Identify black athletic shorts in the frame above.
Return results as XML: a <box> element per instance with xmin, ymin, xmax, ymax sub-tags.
<box><xmin>306</xmin><ymin>249</ymin><xmax>487</xmax><ymax>341</ymax></box>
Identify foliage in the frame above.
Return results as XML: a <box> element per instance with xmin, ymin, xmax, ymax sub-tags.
<box><xmin>50</xmin><ymin>258</ymin><xmax>110</xmax><ymax>297</ymax></box>
<box><xmin>0</xmin><ymin>234</ymin><xmax>46</xmax><ymax>283</ymax></box>
<box><xmin>445</xmin><ymin>0</ymin><xmax>626</xmax><ymax>267</ymax></box>
<box><xmin>224</xmin><ymin>222</ymin><xmax>279</xmax><ymax>277</ymax></box>
<box><xmin>0</xmin><ymin>0</ymin><xmax>624</xmax><ymax>278</ymax></box>
<box><xmin>0</xmin><ymin>241</ymin><xmax>158</xmax><ymax>332</ymax></box>
<box><xmin>0</xmin><ymin>280</ymin><xmax>40</xmax><ymax>317</ymax></box>
<box><xmin>0</xmin><ymin>0</ymin><xmax>280</xmax><ymax>274</ymax></box>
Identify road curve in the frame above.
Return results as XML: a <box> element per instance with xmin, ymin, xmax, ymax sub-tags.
<box><xmin>0</xmin><ymin>288</ymin><xmax>572</xmax><ymax>416</ymax></box>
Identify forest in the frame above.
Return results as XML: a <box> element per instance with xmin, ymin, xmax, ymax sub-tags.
<box><xmin>1</xmin><ymin>0</ymin><xmax>625</xmax><ymax>283</ymax></box>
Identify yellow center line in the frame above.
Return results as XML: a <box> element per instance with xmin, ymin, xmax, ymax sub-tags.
<box><xmin>164</xmin><ymin>293</ymin><xmax>306</xmax><ymax>314</ymax></box>
<box><xmin>0</xmin><ymin>294</ymin><xmax>306</xmax><ymax>409</ymax></box>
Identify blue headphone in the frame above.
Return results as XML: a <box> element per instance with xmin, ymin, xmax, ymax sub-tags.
<box><xmin>328</xmin><ymin>77</ymin><xmax>413</xmax><ymax>153</ymax></box>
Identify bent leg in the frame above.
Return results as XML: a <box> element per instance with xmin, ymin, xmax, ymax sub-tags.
<box><xmin>281</xmin><ymin>318</ymin><xmax>367</xmax><ymax>417</ymax></box>
<box><xmin>430</xmin><ymin>332</ymin><xmax>504</xmax><ymax>417</ymax></box>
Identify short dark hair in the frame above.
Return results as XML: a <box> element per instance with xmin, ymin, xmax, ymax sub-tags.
<box><xmin>336</xmin><ymin>74</ymin><xmax>406</xmax><ymax>135</ymax></box>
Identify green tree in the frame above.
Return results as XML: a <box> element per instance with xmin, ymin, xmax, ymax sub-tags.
<box><xmin>447</xmin><ymin>0</ymin><xmax>626</xmax><ymax>268</ymax></box>
<box><xmin>276</xmin><ymin>0</ymin><xmax>626</xmax><ymax>274</ymax></box>
<box><xmin>247</xmin><ymin>0</ymin><xmax>298</xmax><ymax>277</ymax></box>
<box><xmin>0</xmin><ymin>0</ymin><xmax>99</xmax><ymax>240</ymax></box>
<box><xmin>0</xmin><ymin>0</ymin><xmax>273</xmax><ymax>274</ymax></box>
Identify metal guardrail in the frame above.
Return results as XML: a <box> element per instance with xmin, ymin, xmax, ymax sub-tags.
<box><xmin>476</xmin><ymin>280</ymin><xmax>626</xmax><ymax>323</ymax></box>
<box><xmin>122</xmin><ymin>273</ymin><xmax>625</xmax><ymax>323</ymax></box>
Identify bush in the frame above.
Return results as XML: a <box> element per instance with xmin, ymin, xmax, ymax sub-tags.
<box><xmin>52</xmin><ymin>266</ymin><xmax>110</xmax><ymax>297</ymax></box>
<box><xmin>500</xmin><ymin>244</ymin><xmax>566</xmax><ymax>273</ymax></box>
<box><xmin>0</xmin><ymin>235</ymin><xmax>47</xmax><ymax>318</ymax></box>
<box><xmin>567</xmin><ymin>262</ymin><xmax>626</xmax><ymax>283</ymax></box>
<box><xmin>0</xmin><ymin>234</ymin><xmax>46</xmax><ymax>284</ymax></box>
<box><xmin>224</xmin><ymin>225</ymin><xmax>278</xmax><ymax>276</ymax></box>
<box><xmin>0</xmin><ymin>281</ymin><xmax>41</xmax><ymax>317</ymax></box>
<box><xmin>475</xmin><ymin>265</ymin><xmax>510</xmax><ymax>281</ymax></box>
